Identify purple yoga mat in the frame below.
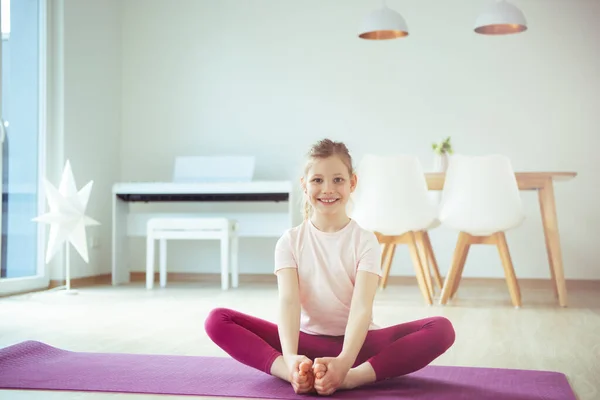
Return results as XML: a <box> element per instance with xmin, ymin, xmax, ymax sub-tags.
<box><xmin>0</xmin><ymin>341</ymin><xmax>576</xmax><ymax>399</ymax></box>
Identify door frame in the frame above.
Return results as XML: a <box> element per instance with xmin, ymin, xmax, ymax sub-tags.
<box><xmin>0</xmin><ymin>0</ymin><xmax>49</xmax><ymax>296</ymax></box>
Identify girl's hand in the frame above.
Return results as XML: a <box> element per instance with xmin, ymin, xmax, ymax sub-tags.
<box><xmin>284</xmin><ymin>354</ymin><xmax>315</xmax><ymax>394</ymax></box>
<box><xmin>312</xmin><ymin>356</ymin><xmax>352</xmax><ymax>396</ymax></box>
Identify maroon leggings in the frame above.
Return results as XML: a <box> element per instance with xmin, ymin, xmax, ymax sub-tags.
<box><xmin>204</xmin><ymin>307</ymin><xmax>455</xmax><ymax>381</ymax></box>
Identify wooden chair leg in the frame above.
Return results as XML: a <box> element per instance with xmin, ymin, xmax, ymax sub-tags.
<box><xmin>438</xmin><ymin>230</ymin><xmax>522</xmax><ymax>307</ymax></box>
<box><xmin>440</xmin><ymin>232</ymin><xmax>470</xmax><ymax>305</ymax></box>
<box><xmin>380</xmin><ymin>243</ymin><xmax>388</xmax><ymax>259</ymax></box>
<box><xmin>380</xmin><ymin>243</ymin><xmax>396</xmax><ymax>289</ymax></box>
<box><xmin>495</xmin><ymin>232</ymin><xmax>522</xmax><ymax>308</ymax></box>
<box><xmin>380</xmin><ymin>243</ymin><xmax>389</xmax><ymax>273</ymax></box>
<box><xmin>375</xmin><ymin>231</ymin><xmax>434</xmax><ymax>304</ymax></box>
<box><xmin>407</xmin><ymin>232</ymin><xmax>433</xmax><ymax>305</ymax></box>
<box><xmin>416</xmin><ymin>232</ymin><xmax>434</xmax><ymax>298</ymax></box>
<box><xmin>450</xmin><ymin>241</ymin><xmax>470</xmax><ymax>299</ymax></box>
<box><xmin>379</xmin><ymin>243</ymin><xmax>389</xmax><ymax>287</ymax></box>
<box><xmin>423</xmin><ymin>231</ymin><xmax>443</xmax><ymax>291</ymax></box>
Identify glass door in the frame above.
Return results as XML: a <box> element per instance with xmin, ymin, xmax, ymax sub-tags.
<box><xmin>0</xmin><ymin>0</ymin><xmax>48</xmax><ymax>296</ymax></box>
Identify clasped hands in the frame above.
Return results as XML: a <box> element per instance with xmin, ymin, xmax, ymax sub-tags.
<box><xmin>286</xmin><ymin>354</ymin><xmax>353</xmax><ymax>396</ymax></box>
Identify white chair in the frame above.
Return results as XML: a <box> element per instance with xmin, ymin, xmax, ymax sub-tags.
<box><xmin>146</xmin><ymin>217</ymin><xmax>238</xmax><ymax>290</ymax></box>
<box><xmin>438</xmin><ymin>154</ymin><xmax>525</xmax><ymax>307</ymax></box>
<box><xmin>349</xmin><ymin>154</ymin><xmax>441</xmax><ymax>305</ymax></box>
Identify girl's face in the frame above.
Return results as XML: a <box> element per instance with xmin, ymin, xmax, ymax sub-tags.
<box><xmin>302</xmin><ymin>156</ymin><xmax>357</xmax><ymax>218</ymax></box>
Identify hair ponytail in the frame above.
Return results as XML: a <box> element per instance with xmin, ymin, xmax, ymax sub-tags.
<box><xmin>302</xmin><ymin>196</ymin><xmax>312</xmax><ymax>220</ymax></box>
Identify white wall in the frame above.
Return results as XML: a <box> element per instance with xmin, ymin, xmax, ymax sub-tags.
<box><xmin>115</xmin><ymin>0</ymin><xmax>600</xmax><ymax>280</ymax></box>
<box><xmin>47</xmin><ymin>0</ymin><xmax>122</xmax><ymax>280</ymax></box>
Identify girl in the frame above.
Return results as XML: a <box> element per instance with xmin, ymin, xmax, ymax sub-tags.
<box><xmin>204</xmin><ymin>138</ymin><xmax>455</xmax><ymax>396</ymax></box>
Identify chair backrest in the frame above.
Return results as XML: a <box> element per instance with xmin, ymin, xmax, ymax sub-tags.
<box><xmin>438</xmin><ymin>154</ymin><xmax>525</xmax><ymax>234</ymax></box>
<box><xmin>349</xmin><ymin>154</ymin><xmax>437</xmax><ymax>236</ymax></box>
<box><xmin>172</xmin><ymin>156</ymin><xmax>255</xmax><ymax>183</ymax></box>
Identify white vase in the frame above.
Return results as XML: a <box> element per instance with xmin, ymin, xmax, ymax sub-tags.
<box><xmin>433</xmin><ymin>152</ymin><xmax>449</xmax><ymax>172</ymax></box>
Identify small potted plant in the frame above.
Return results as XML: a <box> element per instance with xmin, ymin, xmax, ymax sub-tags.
<box><xmin>431</xmin><ymin>136</ymin><xmax>454</xmax><ymax>172</ymax></box>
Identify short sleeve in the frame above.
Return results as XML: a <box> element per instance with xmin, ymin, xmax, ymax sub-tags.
<box><xmin>274</xmin><ymin>231</ymin><xmax>297</xmax><ymax>274</ymax></box>
<box><xmin>357</xmin><ymin>232</ymin><xmax>383</xmax><ymax>277</ymax></box>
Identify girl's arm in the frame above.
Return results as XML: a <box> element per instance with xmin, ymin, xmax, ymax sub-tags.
<box><xmin>276</xmin><ymin>267</ymin><xmax>302</xmax><ymax>359</ymax></box>
<box><xmin>338</xmin><ymin>270</ymin><xmax>379</xmax><ymax>366</ymax></box>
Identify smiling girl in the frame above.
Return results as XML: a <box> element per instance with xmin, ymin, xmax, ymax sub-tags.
<box><xmin>204</xmin><ymin>138</ymin><xmax>455</xmax><ymax>396</ymax></box>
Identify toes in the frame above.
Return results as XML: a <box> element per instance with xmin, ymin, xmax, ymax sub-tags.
<box><xmin>299</xmin><ymin>361</ymin><xmax>312</xmax><ymax>373</ymax></box>
<box><xmin>313</xmin><ymin>363</ymin><xmax>327</xmax><ymax>380</ymax></box>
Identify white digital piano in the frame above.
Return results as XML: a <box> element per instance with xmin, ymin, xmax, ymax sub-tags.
<box><xmin>111</xmin><ymin>156</ymin><xmax>295</xmax><ymax>285</ymax></box>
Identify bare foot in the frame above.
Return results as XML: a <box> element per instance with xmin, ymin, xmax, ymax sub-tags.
<box><xmin>339</xmin><ymin>362</ymin><xmax>377</xmax><ymax>390</ymax></box>
<box><xmin>313</xmin><ymin>361</ymin><xmax>327</xmax><ymax>380</ymax></box>
<box><xmin>292</xmin><ymin>360</ymin><xmax>315</xmax><ymax>394</ymax></box>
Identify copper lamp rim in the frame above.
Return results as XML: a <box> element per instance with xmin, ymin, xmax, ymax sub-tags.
<box><xmin>474</xmin><ymin>23</ymin><xmax>528</xmax><ymax>35</ymax></box>
<box><xmin>359</xmin><ymin>29</ymin><xmax>409</xmax><ymax>40</ymax></box>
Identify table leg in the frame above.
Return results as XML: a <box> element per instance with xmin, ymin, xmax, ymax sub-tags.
<box><xmin>112</xmin><ymin>196</ymin><xmax>130</xmax><ymax>285</ymax></box>
<box><xmin>538</xmin><ymin>179</ymin><xmax>568</xmax><ymax>307</ymax></box>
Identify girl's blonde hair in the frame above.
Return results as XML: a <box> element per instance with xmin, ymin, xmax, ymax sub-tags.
<box><xmin>302</xmin><ymin>138</ymin><xmax>354</xmax><ymax>220</ymax></box>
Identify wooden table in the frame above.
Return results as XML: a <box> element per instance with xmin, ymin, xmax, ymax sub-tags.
<box><xmin>425</xmin><ymin>172</ymin><xmax>577</xmax><ymax>307</ymax></box>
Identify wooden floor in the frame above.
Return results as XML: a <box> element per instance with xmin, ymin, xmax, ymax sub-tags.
<box><xmin>0</xmin><ymin>279</ymin><xmax>599</xmax><ymax>399</ymax></box>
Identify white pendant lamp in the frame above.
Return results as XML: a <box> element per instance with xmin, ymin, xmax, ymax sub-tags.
<box><xmin>474</xmin><ymin>0</ymin><xmax>527</xmax><ymax>35</ymax></box>
<box><xmin>358</xmin><ymin>1</ymin><xmax>408</xmax><ymax>40</ymax></box>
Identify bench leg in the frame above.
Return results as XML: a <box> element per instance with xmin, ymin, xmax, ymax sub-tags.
<box><xmin>160</xmin><ymin>238</ymin><xmax>167</xmax><ymax>288</ymax></box>
<box><xmin>146</xmin><ymin>235</ymin><xmax>154</xmax><ymax>290</ymax></box>
<box><xmin>231</xmin><ymin>235</ymin><xmax>239</xmax><ymax>288</ymax></box>
<box><xmin>220</xmin><ymin>236</ymin><xmax>229</xmax><ymax>290</ymax></box>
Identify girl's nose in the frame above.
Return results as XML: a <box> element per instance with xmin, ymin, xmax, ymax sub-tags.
<box><xmin>322</xmin><ymin>185</ymin><xmax>334</xmax><ymax>194</ymax></box>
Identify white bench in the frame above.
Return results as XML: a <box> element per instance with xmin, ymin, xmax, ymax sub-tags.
<box><xmin>145</xmin><ymin>217</ymin><xmax>238</xmax><ymax>290</ymax></box>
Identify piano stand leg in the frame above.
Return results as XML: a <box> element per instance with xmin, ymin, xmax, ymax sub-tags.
<box><xmin>160</xmin><ymin>239</ymin><xmax>167</xmax><ymax>288</ymax></box>
<box><xmin>220</xmin><ymin>236</ymin><xmax>230</xmax><ymax>290</ymax></box>
<box><xmin>146</xmin><ymin>236</ymin><xmax>154</xmax><ymax>290</ymax></box>
<box><xmin>231</xmin><ymin>235</ymin><xmax>239</xmax><ymax>288</ymax></box>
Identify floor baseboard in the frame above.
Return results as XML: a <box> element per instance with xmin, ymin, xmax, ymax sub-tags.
<box><xmin>46</xmin><ymin>272</ymin><xmax>600</xmax><ymax>291</ymax></box>
<box><xmin>49</xmin><ymin>274</ymin><xmax>113</xmax><ymax>289</ymax></box>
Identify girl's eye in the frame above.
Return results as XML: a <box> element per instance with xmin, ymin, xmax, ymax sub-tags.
<box><xmin>334</xmin><ymin>178</ymin><xmax>344</xmax><ymax>183</ymax></box>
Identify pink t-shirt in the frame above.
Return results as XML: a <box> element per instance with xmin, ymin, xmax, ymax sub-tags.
<box><xmin>273</xmin><ymin>219</ymin><xmax>382</xmax><ymax>336</ymax></box>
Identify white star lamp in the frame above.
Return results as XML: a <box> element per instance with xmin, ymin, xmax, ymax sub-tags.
<box><xmin>32</xmin><ymin>160</ymin><xmax>100</xmax><ymax>294</ymax></box>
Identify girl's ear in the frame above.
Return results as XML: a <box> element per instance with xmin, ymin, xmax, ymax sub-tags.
<box><xmin>300</xmin><ymin>176</ymin><xmax>307</xmax><ymax>193</ymax></box>
<box><xmin>350</xmin><ymin>174</ymin><xmax>358</xmax><ymax>192</ymax></box>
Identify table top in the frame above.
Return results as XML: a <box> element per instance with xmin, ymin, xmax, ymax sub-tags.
<box><xmin>425</xmin><ymin>172</ymin><xmax>577</xmax><ymax>190</ymax></box>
